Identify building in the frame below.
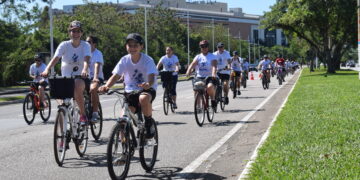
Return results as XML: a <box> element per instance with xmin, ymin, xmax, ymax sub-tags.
<box><xmin>62</xmin><ymin>0</ymin><xmax>287</xmax><ymax>47</ymax></box>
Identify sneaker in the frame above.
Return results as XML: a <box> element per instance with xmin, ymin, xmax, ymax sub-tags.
<box><xmin>91</xmin><ymin>112</ymin><xmax>99</xmax><ymax>123</ymax></box>
<box><xmin>224</xmin><ymin>97</ymin><xmax>229</xmax><ymax>105</ymax></box>
<box><xmin>113</xmin><ymin>154</ymin><xmax>127</xmax><ymax>166</ymax></box>
<box><xmin>145</xmin><ymin>119</ymin><xmax>155</xmax><ymax>139</ymax></box>
<box><xmin>172</xmin><ymin>103</ymin><xmax>177</xmax><ymax>109</ymax></box>
<box><xmin>80</xmin><ymin>115</ymin><xmax>88</xmax><ymax>126</ymax></box>
<box><xmin>237</xmin><ymin>90</ymin><xmax>241</xmax><ymax>95</ymax></box>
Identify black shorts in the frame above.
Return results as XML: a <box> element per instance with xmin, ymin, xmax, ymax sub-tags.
<box><xmin>217</xmin><ymin>73</ymin><xmax>230</xmax><ymax>81</ymax></box>
<box><xmin>125</xmin><ymin>88</ymin><xmax>156</xmax><ymax>110</ymax></box>
<box><xmin>35</xmin><ymin>81</ymin><xmax>48</xmax><ymax>88</ymax></box>
<box><xmin>231</xmin><ymin>71</ymin><xmax>241</xmax><ymax>77</ymax></box>
<box><xmin>194</xmin><ymin>77</ymin><xmax>218</xmax><ymax>86</ymax></box>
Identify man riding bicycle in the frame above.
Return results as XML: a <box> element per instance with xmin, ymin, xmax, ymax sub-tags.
<box><xmin>99</xmin><ymin>33</ymin><xmax>158</xmax><ymax>139</ymax></box>
<box><xmin>230</xmin><ymin>51</ymin><xmax>242</xmax><ymax>97</ymax></box>
<box><xmin>258</xmin><ymin>55</ymin><xmax>272</xmax><ymax>83</ymax></box>
<box><xmin>186</xmin><ymin>40</ymin><xmax>217</xmax><ymax>109</ymax></box>
<box><xmin>275</xmin><ymin>56</ymin><xmax>286</xmax><ymax>82</ymax></box>
<box><xmin>213</xmin><ymin>42</ymin><xmax>231</xmax><ymax>105</ymax></box>
<box><xmin>41</xmin><ymin>20</ymin><xmax>91</xmax><ymax>125</ymax></box>
<box><xmin>157</xmin><ymin>46</ymin><xmax>180</xmax><ymax>109</ymax></box>
<box><xmin>29</xmin><ymin>53</ymin><xmax>48</xmax><ymax>108</ymax></box>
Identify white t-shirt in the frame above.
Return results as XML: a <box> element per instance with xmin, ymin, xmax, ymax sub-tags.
<box><xmin>194</xmin><ymin>53</ymin><xmax>217</xmax><ymax>78</ymax></box>
<box><xmin>112</xmin><ymin>53</ymin><xmax>158</xmax><ymax>92</ymax></box>
<box><xmin>29</xmin><ymin>63</ymin><xmax>48</xmax><ymax>82</ymax></box>
<box><xmin>213</xmin><ymin>50</ymin><xmax>231</xmax><ymax>75</ymax></box>
<box><xmin>54</xmin><ymin>40</ymin><xmax>91</xmax><ymax>77</ymax></box>
<box><xmin>159</xmin><ymin>54</ymin><xmax>179</xmax><ymax>75</ymax></box>
<box><xmin>231</xmin><ymin>57</ymin><xmax>242</xmax><ymax>71</ymax></box>
<box><xmin>259</xmin><ymin>59</ymin><xmax>272</xmax><ymax>71</ymax></box>
<box><xmin>242</xmin><ymin>61</ymin><xmax>249</xmax><ymax>70</ymax></box>
<box><xmin>89</xmin><ymin>49</ymin><xmax>104</xmax><ymax>79</ymax></box>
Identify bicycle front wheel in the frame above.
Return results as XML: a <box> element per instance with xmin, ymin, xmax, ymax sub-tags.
<box><xmin>194</xmin><ymin>92</ymin><xmax>206</xmax><ymax>127</ymax></box>
<box><xmin>40</xmin><ymin>93</ymin><xmax>51</xmax><ymax>122</ymax></box>
<box><xmin>23</xmin><ymin>94</ymin><xmax>35</xmax><ymax>125</ymax></box>
<box><xmin>91</xmin><ymin>103</ymin><xmax>103</xmax><ymax>141</ymax></box>
<box><xmin>162</xmin><ymin>89</ymin><xmax>169</xmax><ymax>115</ymax></box>
<box><xmin>54</xmin><ymin>109</ymin><xmax>67</xmax><ymax>166</ymax></box>
<box><xmin>107</xmin><ymin>122</ymin><xmax>131</xmax><ymax>180</ymax></box>
<box><xmin>73</xmin><ymin>107</ymin><xmax>88</xmax><ymax>157</ymax></box>
<box><xmin>139</xmin><ymin>118</ymin><xmax>158</xmax><ymax>172</ymax></box>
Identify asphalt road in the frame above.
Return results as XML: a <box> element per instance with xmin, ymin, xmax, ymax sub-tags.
<box><xmin>0</xmin><ymin>71</ymin><xmax>300</xmax><ymax>180</ymax></box>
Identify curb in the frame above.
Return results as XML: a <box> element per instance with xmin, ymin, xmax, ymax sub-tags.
<box><xmin>0</xmin><ymin>99</ymin><xmax>24</xmax><ymax>106</ymax></box>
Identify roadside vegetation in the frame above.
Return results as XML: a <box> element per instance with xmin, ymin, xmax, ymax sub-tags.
<box><xmin>247</xmin><ymin>68</ymin><xmax>360</xmax><ymax>178</ymax></box>
<box><xmin>0</xmin><ymin>96</ymin><xmax>24</xmax><ymax>102</ymax></box>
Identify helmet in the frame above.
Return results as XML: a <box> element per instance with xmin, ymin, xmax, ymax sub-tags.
<box><xmin>217</xmin><ymin>42</ymin><xmax>224</xmax><ymax>48</ymax></box>
<box><xmin>34</xmin><ymin>53</ymin><xmax>43</xmax><ymax>61</ymax></box>
<box><xmin>199</xmin><ymin>40</ymin><xmax>209</xmax><ymax>46</ymax></box>
<box><xmin>233</xmin><ymin>51</ymin><xmax>239</xmax><ymax>56</ymax></box>
<box><xmin>263</xmin><ymin>54</ymin><xmax>269</xmax><ymax>58</ymax></box>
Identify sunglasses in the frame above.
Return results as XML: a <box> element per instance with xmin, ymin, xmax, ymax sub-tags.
<box><xmin>200</xmin><ymin>45</ymin><xmax>209</xmax><ymax>48</ymax></box>
<box><xmin>70</xmin><ymin>29</ymin><xmax>82</xmax><ymax>33</ymax></box>
<box><xmin>218</xmin><ymin>46</ymin><xmax>224</xmax><ymax>48</ymax></box>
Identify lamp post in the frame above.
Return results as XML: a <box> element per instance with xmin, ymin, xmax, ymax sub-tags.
<box><xmin>239</xmin><ymin>31</ymin><xmax>242</xmax><ymax>57</ymax></box>
<box><xmin>187</xmin><ymin>3</ymin><xmax>190</xmax><ymax>68</ymax></box>
<box><xmin>49</xmin><ymin>0</ymin><xmax>54</xmax><ymax>74</ymax></box>
<box><xmin>144</xmin><ymin>0</ymin><xmax>149</xmax><ymax>54</ymax></box>
<box><xmin>358</xmin><ymin>0</ymin><xmax>360</xmax><ymax>78</ymax></box>
<box><xmin>227</xmin><ymin>27</ymin><xmax>230</xmax><ymax>52</ymax></box>
<box><xmin>212</xmin><ymin>18</ymin><xmax>215</xmax><ymax>52</ymax></box>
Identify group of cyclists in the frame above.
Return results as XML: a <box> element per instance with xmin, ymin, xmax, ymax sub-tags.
<box><xmin>27</xmin><ymin>20</ymin><xmax>299</xmax><ymax>179</ymax></box>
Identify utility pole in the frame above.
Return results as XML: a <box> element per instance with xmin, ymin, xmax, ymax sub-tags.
<box><xmin>239</xmin><ymin>31</ymin><xmax>242</xmax><ymax>57</ymax></box>
<box><xmin>253</xmin><ymin>41</ymin><xmax>256</xmax><ymax>63</ymax></box>
<box><xmin>228</xmin><ymin>28</ymin><xmax>230</xmax><ymax>52</ymax></box>
<box><xmin>187</xmin><ymin>4</ymin><xmax>190</xmax><ymax>69</ymax></box>
<box><xmin>144</xmin><ymin>0</ymin><xmax>149</xmax><ymax>54</ymax></box>
<box><xmin>212</xmin><ymin>18</ymin><xmax>215</xmax><ymax>52</ymax></box>
<box><xmin>358</xmin><ymin>0</ymin><xmax>360</xmax><ymax>78</ymax></box>
<box><xmin>248</xmin><ymin>36</ymin><xmax>251</xmax><ymax>64</ymax></box>
<box><xmin>49</xmin><ymin>0</ymin><xmax>54</xmax><ymax>74</ymax></box>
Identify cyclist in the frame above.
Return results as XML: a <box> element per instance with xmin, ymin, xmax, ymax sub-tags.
<box><xmin>258</xmin><ymin>55</ymin><xmax>272</xmax><ymax>83</ymax></box>
<box><xmin>242</xmin><ymin>58</ymin><xmax>249</xmax><ymax>80</ymax></box>
<box><xmin>99</xmin><ymin>33</ymin><xmax>158</xmax><ymax>139</ymax></box>
<box><xmin>29</xmin><ymin>53</ymin><xmax>48</xmax><ymax>107</ymax></box>
<box><xmin>230</xmin><ymin>51</ymin><xmax>241</xmax><ymax>97</ymax></box>
<box><xmin>41</xmin><ymin>20</ymin><xmax>91</xmax><ymax>125</ymax></box>
<box><xmin>156</xmin><ymin>46</ymin><xmax>180</xmax><ymax>109</ymax></box>
<box><xmin>86</xmin><ymin>36</ymin><xmax>104</xmax><ymax>123</ymax></box>
<box><xmin>213</xmin><ymin>42</ymin><xmax>231</xmax><ymax>105</ymax></box>
<box><xmin>186</xmin><ymin>40</ymin><xmax>217</xmax><ymax>109</ymax></box>
<box><xmin>275</xmin><ymin>56</ymin><xmax>286</xmax><ymax>82</ymax></box>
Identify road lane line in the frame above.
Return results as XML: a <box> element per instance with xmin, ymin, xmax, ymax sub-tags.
<box><xmin>178</xmin><ymin>72</ymin><xmax>299</xmax><ymax>178</ymax></box>
<box><xmin>238</xmin><ymin>70</ymin><xmax>301</xmax><ymax>179</ymax></box>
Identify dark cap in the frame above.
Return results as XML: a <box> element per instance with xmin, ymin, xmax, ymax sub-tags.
<box><xmin>199</xmin><ymin>40</ymin><xmax>209</xmax><ymax>46</ymax></box>
<box><xmin>126</xmin><ymin>33</ymin><xmax>144</xmax><ymax>45</ymax></box>
<box><xmin>263</xmin><ymin>54</ymin><xmax>269</xmax><ymax>58</ymax></box>
<box><xmin>34</xmin><ymin>53</ymin><xmax>43</xmax><ymax>61</ymax></box>
<box><xmin>233</xmin><ymin>51</ymin><xmax>239</xmax><ymax>56</ymax></box>
<box><xmin>217</xmin><ymin>42</ymin><xmax>224</xmax><ymax>48</ymax></box>
<box><xmin>69</xmin><ymin>20</ymin><xmax>82</xmax><ymax>30</ymax></box>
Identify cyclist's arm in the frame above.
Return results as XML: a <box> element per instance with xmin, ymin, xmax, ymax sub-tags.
<box><xmin>175</xmin><ymin>62</ymin><xmax>180</xmax><ymax>72</ymax></box>
<box><xmin>138</xmin><ymin>73</ymin><xmax>155</xmax><ymax>90</ymax></box>
<box><xmin>82</xmin><ymin>56</ymin><xmax>90</xmax><ymax>76</ymax></box>
<box><xmin>156</xmin><ymin>61</ymin><xmax>163</xmax><ymax>71</ymax></box>
<box><xmin>211</xmin><ymin>59</ymin><xmax>217</xmax><ymax>77</ymax></box>
<box><xmin>100</xmin><ymin>73</ymin><xmax>121</xmax><ymax>92</ymax></box>
<box><xmin>186</xmin><ymin>58</ymin><xmax>198</xmax><ymax>76</ymax></box>
<box><xmin>42</xmin><ymin>56</ymin><xmax>61</xmax><ymax>76</ymax></box>
<box><xmin>93</xmin><ymin>62</ymin><xmax>101</xmax><ymax>81</ymax></box>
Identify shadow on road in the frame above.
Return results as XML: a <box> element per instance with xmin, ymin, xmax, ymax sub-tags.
<box><xmin>175</xmin><ymin>172</ymin><xmax>226</xmax><ymax>180</ymax></box>
<box><xmin>157</xmin><ymin>121</ymin><xmax>187</xmax><ymax>126</ymax></box>
<box><xmin>237</xmin><ymin>96</ymin><xmax>266</xmax><ymax>99</ymax></box>
<box><xmin>175</xmin><ymin>110</ymin><xmax>194</xmax><ymax>115</ymax></box>
<box><xmin>222</xmin><ymin>108</ymin><xmax>265</xmax><ymax>113</ymax></box>
<box><xmin>202</xmin><ymin>120</ymin><xmax>259</xmax><ymax>127</ymax></box>
<box><xmin>128</xmin><ymin>166</ymin><xmax>182</xmax><ymax>180</ymax></box>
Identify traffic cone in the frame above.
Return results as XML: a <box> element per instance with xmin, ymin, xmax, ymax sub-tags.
<box><xmin>250</xmin><ymin>72</ymin><xmax>254</xmax><ymax>80</ymax></box>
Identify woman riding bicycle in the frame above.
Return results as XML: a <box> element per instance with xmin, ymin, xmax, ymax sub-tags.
<box><xmin>213</xmin><ymin>42</ymin><xmax>231</xmax><ymax>105</ymax></box>
<box><xmin>99</xmin><ymin>33</ymin><xmax>158</xmax><ymax>139</ymax></box>
<box><xmin>186</xmin><ymin>40</ymin><xmax>217</xmax><ymax>109</ymax></box>
<box><xmin>230</xmin><ymin>51</ymin><xmax>242</xmax><ymax>97</ymax></box>
<box><xmin>41</xmin><ymin>20</ymin><xmax>91</xmax><ymax>125</ymax></box>
<box><xmin>29</xmin><ymin>53</ymin><xmax>48</xmax><ymax>107</ymax></box>
<box><xmin>258</xmin><ymin>55</ymin><xmax>272</xmax><ymax>82</ymax></box>
<box><xmin>156</xmin><ymin>46</ymin><xmax>180</xmax><ymax>109</ymax></box>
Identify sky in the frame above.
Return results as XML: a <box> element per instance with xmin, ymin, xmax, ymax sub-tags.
<box><xmin>37</xmin><ymin>0</ymin><xmax>276</xmax><ymax>15</ymax></box>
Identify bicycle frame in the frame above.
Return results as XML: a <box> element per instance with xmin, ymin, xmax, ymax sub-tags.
<box><xmin>29</xmin><ymin>83</ymin><xmax>41</xmax><ymax>111</ymax></box>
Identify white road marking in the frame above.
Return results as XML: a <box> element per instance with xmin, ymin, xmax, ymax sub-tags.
<box><xmin>178</xmin><ymin>72</ymin><xmax>299</xmax><ymax>178</ymax></box>
<box><xmin>238</xmin><ymin>70</ymin><xmax>301</xmax><ymax>179</ymax></box>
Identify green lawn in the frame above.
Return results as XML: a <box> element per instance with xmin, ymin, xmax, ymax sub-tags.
<box><xmin>247</xmin><ymin>68</ymin><xmax>360</xmax><ymax>179</ymax></box>
<box><xmin>0</xmin><ymin>96</ymin><xmax>25</xmax><ymax>102</ymax></box>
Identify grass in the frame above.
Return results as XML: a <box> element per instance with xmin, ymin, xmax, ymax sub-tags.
<box><xmin>0</xmin><ymin>85</ymin><xmax>27</xmax><ymax>91</ymax></box>
<box><xmin>247</xmin><ymin>68</ymin><xmax>360</xmax><ymax>179</ymax></box>
<box><xmin>0</xmin><ymin>96</ymin><xmax>25</xmax><ymax>102</ymax></box>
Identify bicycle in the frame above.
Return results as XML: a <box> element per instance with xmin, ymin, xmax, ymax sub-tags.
<box><xmin>230</xmin><ymin>71</ymin><xmax>241</xmax><ymax>99</ymax></box>
<box><xmin>192</xmin><ymin>77</ymin><xmax>215</xmax><ymax>126</ymax></box>
<box><xmin>276</xmin><ymin>67</ymin><xmax>285</xmax><ymax>85</ymax></box>
<box><xmin>159</xmin><ymin>71</ymin><xmax>176</xmax><ymax>115</ymax></box>
<box><xmin>50</xmin><ymin>76</ymin><xmax>89</xmax><ymax>166</ymax></box>
<box><xmin>22</xmin><ymin>81</ymin><xmax>51</xmax><ymax>125</ymax></box>
<box><xmin>84</xmin><ymin>82</ymin><xmax>103</xmax><ymax>141</ymax></box>
<box><xmin>261</xmin><ymin>69</ymin><xmax>270</xmax><ymax>90</ymax></box>
<box><xmin>106</xmin><ymin>89</ymin><xmax>158</xmax><ymax>180</ymax></box>
<box><xmin>241</xmin><ymin>71</ymin><xmax>247</xmax><ymax>88</ymax></box>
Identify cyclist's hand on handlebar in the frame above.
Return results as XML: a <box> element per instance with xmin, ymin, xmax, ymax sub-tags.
<box><xmin>138</xmin><ymin>82</ymin><xmax>150</xmax><ymax>90</ymax></box>
<box><xmin>98</xmin><ymin>85</ymin><xmax>109</xmax><ymax>93</ymax></box>
<box><xmin>40</xmin><ymin>69</ymin><xmax>50</xmax><ymax>78</ymax></box>
<box><xmin>81</xmin><ymin>69</ymin><xmax>89</xmax><ymax>78</ymax></box>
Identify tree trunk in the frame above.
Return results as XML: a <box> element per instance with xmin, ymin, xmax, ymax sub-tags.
<box><xmin>310</xmin><ymin>59</ymin><xmax>315</xmax><ymax>72</ymax></box>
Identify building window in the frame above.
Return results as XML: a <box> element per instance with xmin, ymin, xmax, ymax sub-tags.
<box><xmin>265</xmin><ymin>29</ymin><xmax>276</xmax><ymax>47</ymax></box>
<box><xmin>253</xmin><ymin>29</ymin><xmax>259</xmax><ymax>43</ymax></box>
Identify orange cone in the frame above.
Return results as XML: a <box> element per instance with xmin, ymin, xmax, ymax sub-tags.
<box><xmin>250</xmin><ymin>72</ymin><xmax>254</xmax><ymax>80</ymax></box>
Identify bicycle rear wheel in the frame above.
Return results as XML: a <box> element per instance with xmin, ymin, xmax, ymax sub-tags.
<box><xmin>233</xmin><ymin>79</ymin><xmax>238</xmax><ymax>98</ymax></box>
<box><xmin>23</xmin><ymin>94</ymin><xmax>35</xmax><ymax>125</ymax></box>
<box><xmin>73</xmin><ymin>106</ymin><xmax>88</xmax><ymax>157</ymax></box>
<box><xmin>194</xmin><ymin>92</ymin><xmax>205</xmax><ymax>127</ymax></box>
<box><xmin>242</xmin><ymin>75</ymin><xmax>247</xmax><ymax>88</ymax></box>
<box><xmin>40</xmin><ymin>93</ymin><xmax>51</xmax><ymax>122</ymax></box>
<box><xmin>163</xmin><ymin>89</ymin><xmax>169</xmax><ymax>115</ymax></box>
<box><xmin>207</xmin><ymin>97</ymin><xmax>215</xmax><ymax>123</ymax></box>
<box><xmin>107</xmin><ymin>122</ymin><xmax>131</xmax><ymax>180</ymax></box>
<box><xmin>139</xmin><ymin>118</ymin><xmax>158</xmax><ymax>172</ymax></box>
<box><xmin>262</xmin><ymin>75</ymin><xmax>267</xmax><ymax>90</ymax></box>
<box><xmin>54</xmin><ymin>109</ymin><xmax>67</xmax><ymax>166</ymax></box>
<box><xmin>91</xmin><ymin>103</ymin><xmax>103</xmax><ymax>141</ymax></box>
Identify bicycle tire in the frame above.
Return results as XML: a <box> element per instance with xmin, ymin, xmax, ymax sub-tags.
<box><xmin>207</xmin><ymin>96</ymin><xmax>215</xmax><ymax>122</ymax></box>
<box><xmin>219</xmin><ymin>86</ymin><xmax>225</xmax><ymax>111</ymax></box>
<box><xmin>90</xmin><ymin>103</ymin><xmax>103</xmax><ymax>141</ymax></box>
<box><xmin>163</xmin><ymin>89</ymin><xmax>169</xmax><ymax>115</ymax></box>
<box><xmin>23</xmin><ymin>93</ymin><xmax>35</xmax><ymax>125</ymax></box>
<box><xmin>233</xmin><ymin>78</ymin><xmax>238</xmax><ymax>98</ymax></box>
<box><xmin>262</xmin><ymin>75</ymin><xmax>267</xmax><ymax>90</ymax></box>
<box><xmin>73</xmin><ymin>106</ymin><xmax>88</xmax><ymax>157</ymax></box>
<box><xmin>107</xmin><ymin>122</ymin><xmax>131</xmax><ymax>180</ymax></box>
<box><xmin>194</xmin><ymin>92</ymin><xmax>206</xmax><ymax>127</ymax></box>
<box><xmin>54</xmin><ymin>108</ymin><xmax>67</xmax><ymax>166</ymax></box>
<box><xmin>40</xmin><ymin>93</ymin><xmax>51</xmax><ymax>122</ymax></box>
<box><xmin>139</xmin><ymin>118</ymin><xmax>158</xmax><ymax>172</ymax></box>
<box><xmin>242</xmin><ymin>75</ymin><xmax>247</xmax><ymax>88</ymax></box>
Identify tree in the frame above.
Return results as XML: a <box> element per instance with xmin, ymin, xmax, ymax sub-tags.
<box><xmin>262</xmin><ymin>0</ymin><xmax>357</xmax><ymax>73</ymax></box>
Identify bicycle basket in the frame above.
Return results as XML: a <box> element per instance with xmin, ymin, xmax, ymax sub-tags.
<box><xmin>160</xmin><ymin>71</ymin><xmax>173</xmax><ymax>82</ymax></box>
<box><xmin>193</xmin><ymin>80</ymin><xmax>206</xmax><ymax>91</ymax></box>
<box><xmin>49</xmin><ymin>77</ymin><xmax>75</xmax><ymax>99</ymax></box>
